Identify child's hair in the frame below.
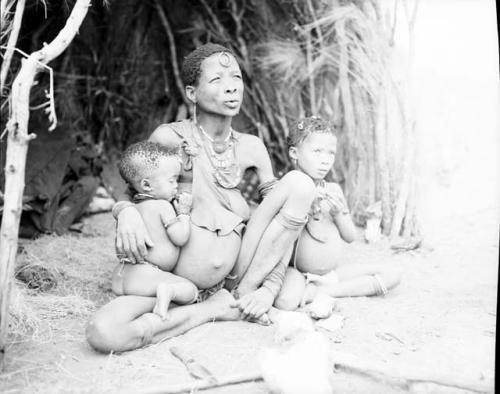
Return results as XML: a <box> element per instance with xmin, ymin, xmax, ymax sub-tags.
<box><xmin>287</xmin><ymin>116</ymin><xmax>336</xmax><ymax>148</ymax></box>
<box><xmin>181</xmin><ymin>43</ymin><xmax>235</xmax><ymax>86</ymax></box>
<box><xmin>118</xmin><ymin>141</ymin><xmax>179</xmax><ymax>188</ymax></box>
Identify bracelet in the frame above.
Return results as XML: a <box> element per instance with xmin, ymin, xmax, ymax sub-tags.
<box><xmin>164</xmin><ymin>213</ymin><xmax>190</xmax><ymax>228</ymax></box>
<box><xmin>111</xmin><ymin>201</ymin><xmax>135</xmax><ymax>220</ymax></box>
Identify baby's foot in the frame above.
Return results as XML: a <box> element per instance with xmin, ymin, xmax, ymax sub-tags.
<box><xmin>153</xmin><ymin>282</ymin><xmax>174</xmax><ymax>320</ymax></box>
<box><xmin>307</xmin><ymin>293</ymin><xmax>337</xmax><ymax>320</ymax></box>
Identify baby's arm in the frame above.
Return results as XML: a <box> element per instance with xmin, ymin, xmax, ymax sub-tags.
<box><xmin>326</xmin><ymin>183</ymin><xmax>356</xmax><ymax>243</ymax></box>
<box><xmin>160</xmin><ymin>195</ymin><xmax>191</xmax><ymax>247</ymax></box>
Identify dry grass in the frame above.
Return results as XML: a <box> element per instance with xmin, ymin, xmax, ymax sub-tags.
<box><xmin>7</xmin><ymin>214</ymin><xmax>116</xmax><ymax>345</ymax></box>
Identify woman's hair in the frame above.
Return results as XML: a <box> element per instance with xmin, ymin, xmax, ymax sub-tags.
<box><xmin>118</xmin><ymin>141</ymin><xmax>179</xmax><ymax>187</ymax></box>
<box><xmin>181</xmin><ymin>43</ymin><xmax>235</xmax><ymax>86</ymax></box>
<box><xmin>287</xmin><ymin>116</ymin><xmax>336</xmax><ymax>148</ymax></box>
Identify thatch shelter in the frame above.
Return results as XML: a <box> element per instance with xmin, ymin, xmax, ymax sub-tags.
<box><xmin>1</xmin><ymin>0</ymin><xmax>418</xmax><ymax>237</ymax></box>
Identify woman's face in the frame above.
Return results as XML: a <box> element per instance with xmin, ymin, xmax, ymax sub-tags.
<box><xmin>188</xmin><ymin>52</ymin><xmax>244</xmax><ymax>117</ymax></box>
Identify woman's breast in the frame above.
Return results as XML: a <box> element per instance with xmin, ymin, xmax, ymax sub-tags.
<box><xmin>294</xmin><ymin>218</ymin><xmax>345</xmax><ymax>275</ymax></box>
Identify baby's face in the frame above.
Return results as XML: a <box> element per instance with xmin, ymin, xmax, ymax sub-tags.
<box><xmin>146</xmin><ymin>156</ymin><xmax>181</xmax><ymax>201</ymax></box>
<box><xmin>291</xmin><ymin>133</ymin><xmax>337</xmax><ymax>181</ymax></box>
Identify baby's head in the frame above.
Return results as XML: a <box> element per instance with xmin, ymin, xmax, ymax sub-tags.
<box><xmin>287</xmin><ymin>116</ymin><xmax>337</xmax><ymax>181</ymax></box>
<box><xmin>119</xmin><ymin>141</ymin><xmax>181</xmax><ymax>201</ymax></box>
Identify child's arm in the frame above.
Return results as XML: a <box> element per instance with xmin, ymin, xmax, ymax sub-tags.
<box><xmin>326</xmin><ymin>183</ymin><xmax>357</xmax><ymax>243</ymax></box>
<box><xmin>160</xmin><ymin>194</ymin><xmax>192</xmax><ymax>247</ymax></box>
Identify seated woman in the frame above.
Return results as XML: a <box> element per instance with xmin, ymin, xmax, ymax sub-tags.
<box><xmin>232</xmin><ymin>117</ymin><xmax>402</xmax><ymax>321</ymax></box>
<box><xmin>86</xmin><ymin>44</ymin><xmax>315</xmax><ymax>353</ymax></box>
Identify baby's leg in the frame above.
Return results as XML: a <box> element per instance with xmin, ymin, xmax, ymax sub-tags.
<box><xmin>112</xmin><ymin>263</ymin><xmax>197</xmax><ymax>319</ymax></box>
<box><xmin>154</xmin><ymin>280</ymin><xmax>198</xmax><ymax>320</ymax></box>
<box><xmin>306</xmin><ymin>263</ymin><xmax>402</xmax><ymax>298</ymax></box>
<box><xmin>274</xmin><ymin>267</ymin><xmax>306</xmax><ymax>311</ymax></box>
<box><xmin>112</xmin><ymin>263</ymin><xmax>193</xmax><ymax>297</ymax></box>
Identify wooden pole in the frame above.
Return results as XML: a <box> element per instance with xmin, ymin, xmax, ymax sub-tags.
<box><xmin>0</xmin><ymin>0</ymin><xmax>91</xmax><ymax>367</ymax></box>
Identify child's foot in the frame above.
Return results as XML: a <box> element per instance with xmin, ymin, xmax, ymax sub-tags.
<box><xmin>307</xmin><ymin>293</ymin><xmax>337</xmax><ymax>320</ymax></box>
<box><xmin>153</xmin><ymin>282</ymin><xmax>174</xmax><ymax>320</ymax></box>
<box><xmin>305</xmin><ymin>270</ymin><xmax>339</xmax><ymax>287</ymax></box>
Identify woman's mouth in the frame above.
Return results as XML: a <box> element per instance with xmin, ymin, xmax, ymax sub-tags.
<box><xmin>223</xmin><ymin>100</ymin><xmax>240</xmax><ymax>109</ymax></box>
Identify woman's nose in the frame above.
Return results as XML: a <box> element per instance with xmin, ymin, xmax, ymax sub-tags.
<box><xmin>224</xmin><ymin>83</ymin><xmax>237</xmax><ymax>94</ymax></box>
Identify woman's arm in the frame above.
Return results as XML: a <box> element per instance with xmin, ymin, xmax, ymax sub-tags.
<box><xmin>115</xmin><ymin>204</ymin><xmax>154</xmax><ymax>264</ymax></box>
<box><xmin>250</xmin><ymin>136</ymin><xmax>275</xmax><ymax>184</ymax></box>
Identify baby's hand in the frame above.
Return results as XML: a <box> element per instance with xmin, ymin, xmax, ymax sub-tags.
<box><xmin>174</xmin><ymin>192</ymin><xmax>192</xmax><ymax>215</ymax></box>
<box><xmin>234</xmin><ymin>287</ymin><xmax>274</xmax><ymax>321</ymax></box>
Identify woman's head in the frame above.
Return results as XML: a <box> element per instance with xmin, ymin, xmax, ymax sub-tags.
<box><xmin>181</xmin><ymin>43</ymin><xmax>244</xmax><ymax>118</ymax></box>
<box><xmin>287</xmin><ymin>116</ymin><xmax>337</xmax><ymax>180</ymax></box>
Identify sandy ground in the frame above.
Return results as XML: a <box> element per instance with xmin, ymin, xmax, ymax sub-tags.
<box><xmin>1</xmin><ymin>1</ymin><xmax>498</xmax><ymax>393</ymax></box>
<box><xmin>0</xmin><ymin>202</ymin><xmax>497</xmax><ymax>393</ymax></box>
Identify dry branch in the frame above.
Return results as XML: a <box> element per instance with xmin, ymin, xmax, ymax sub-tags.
<box><xmin>137</xmin><ymin>348</ymin><xmax>492</xmax><ymax>394</ymax></box>
<box><xmin>154</xmin><ymin>0</ymin><xmax>190</xmax><ymax>109</ymax></box>
<box><xmin>0</xmin><ymin>0</ymin><xmax>91</xmax><ymax>364</ymax></box>
<box><xmin>0</xmin><ymin>0</ymin><xmax>25</xmax><ymax>94</ymax></box>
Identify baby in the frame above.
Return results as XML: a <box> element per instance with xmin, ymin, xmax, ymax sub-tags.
<box><xmin>112</xmin><ymin>141</ymin><xmax>198</xmax><ymax>320</ymax></box>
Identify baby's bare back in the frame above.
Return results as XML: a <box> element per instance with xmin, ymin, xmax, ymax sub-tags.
<box><xmin>136</xmin><ymin>200</ymin><xmax>180</xmax><ymax>271</ymax></box>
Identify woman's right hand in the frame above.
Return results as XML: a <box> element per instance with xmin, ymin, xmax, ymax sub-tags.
<box><xmin>115</xmin><ymin>206</ymin><xmax>154</xmax><ymax>264</ymax></box>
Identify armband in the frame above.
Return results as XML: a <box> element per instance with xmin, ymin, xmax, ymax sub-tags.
<box><xmin>257</xmin><ymin>178</ymin><xmax>278</xmax><ymax>198</ymax></box>
<box><xmin>111</xmin><ymin>201</ymin><xmax>135</xmax><ymax>220</ymax></box>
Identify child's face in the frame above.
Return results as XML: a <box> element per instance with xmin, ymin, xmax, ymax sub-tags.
<box><xmin>142</xmin><ymin>156</ymin><xmax>181</xmax><ymax>201</ymax></box>
<box><xmin>290</xmin><ymin>133</ymin><xmax>337</xmax><ymax>181</ymax></box>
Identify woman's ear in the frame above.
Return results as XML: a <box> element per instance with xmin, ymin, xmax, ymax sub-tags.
<box><xmin>289</xmin><ymin>147</ymin><xmax>298</xmax><ymax>163</ymax></box>
<box><xmin>185</xmin><ymin>86</ymin><xmax>196</xmax><ymax>104</ymax></box>
<box><xmin>140</xmin><ymin>179</ymin><xmax>152</xmax><ymax>192</ymax></box>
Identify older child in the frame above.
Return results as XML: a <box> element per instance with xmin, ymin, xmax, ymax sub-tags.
<box><xmin>234</xmin><ymin>117</ymin><xmax>401</xmax><ymax>320</ymax></box>
<box><xmin>113</xmin><ymin>141</ymin><xmax>197</xmax><ymax>320</ymax></box>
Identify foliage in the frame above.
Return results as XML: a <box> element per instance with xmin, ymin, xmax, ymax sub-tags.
<box><xmin>1</xmin><ymin>0</ymin><xmax>418</xmax><ymax>236</ymax></box>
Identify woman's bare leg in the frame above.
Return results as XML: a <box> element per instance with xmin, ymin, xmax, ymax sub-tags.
<box><xmin>235</xmin><ymin>171</ymin><xmax>315</xmax><ymax>295</ymax></box>
<box><xmin>86</xmin><ymin>290</ymin><xmax>240</xmax><ymax>353</ymax></box>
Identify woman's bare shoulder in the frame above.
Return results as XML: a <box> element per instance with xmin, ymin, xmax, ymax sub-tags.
<box><xmin>149</xmin><ymin>124</ymin><xmax>182</xmax><ymax>146</ymax></box>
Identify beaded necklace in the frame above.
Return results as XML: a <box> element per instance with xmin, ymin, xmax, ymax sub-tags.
<box><xmin>196</xmin><ymin>124</ymin><xmax>242</xmax><ymax>189</ymax></box>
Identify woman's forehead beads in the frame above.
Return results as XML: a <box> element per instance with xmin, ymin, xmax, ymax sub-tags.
<box><xmin>218</xmin><ymin>52</ymin><xmax>232</xmax><ymax>67</ymax></box>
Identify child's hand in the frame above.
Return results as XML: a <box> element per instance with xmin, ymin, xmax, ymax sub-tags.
<box><xmin>174</xmin><ymin>192</ymin><xmax>192</xmax><ymax>215</ymax></box>
<box><xmin>234</xmin><ymin>287</ymin><xmax>274</xmax><ymax>321</ymax></box>
<box><xmin>323</xmin><ymin>185</ymin><xmax>348</xmax><ymax>216</ymax></box>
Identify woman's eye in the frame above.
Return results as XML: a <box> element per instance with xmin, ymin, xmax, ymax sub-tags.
<box><xmin>233</xmin><ymin>74</ymin><xmax>242</xmax><ymax>79</ymax></box>
<box><xmin>210</xmin><ymin>77</ymin><xmax>220</xmax><ymax>82</ymax></box>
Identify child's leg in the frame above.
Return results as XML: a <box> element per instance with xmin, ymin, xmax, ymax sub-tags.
<box><xmin>274</xmin><ymin>267</ymin><xmax>306</xmax><ymax>311</ymax></box>
<box><xmin>305</xmin><ymin>263</ymin><xmax>402</xmax><ymax>299</ymax></box>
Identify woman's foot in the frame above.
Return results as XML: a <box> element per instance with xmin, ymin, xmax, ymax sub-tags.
<box><xmin>307</xmin><ymin>293</ymin><xmax>337</xmax><ymax>320</ymax></box>
<box><xmin>206</xmin><ymin>289</ymin><xmax>242</xmax><ymax>321</ymax></box>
